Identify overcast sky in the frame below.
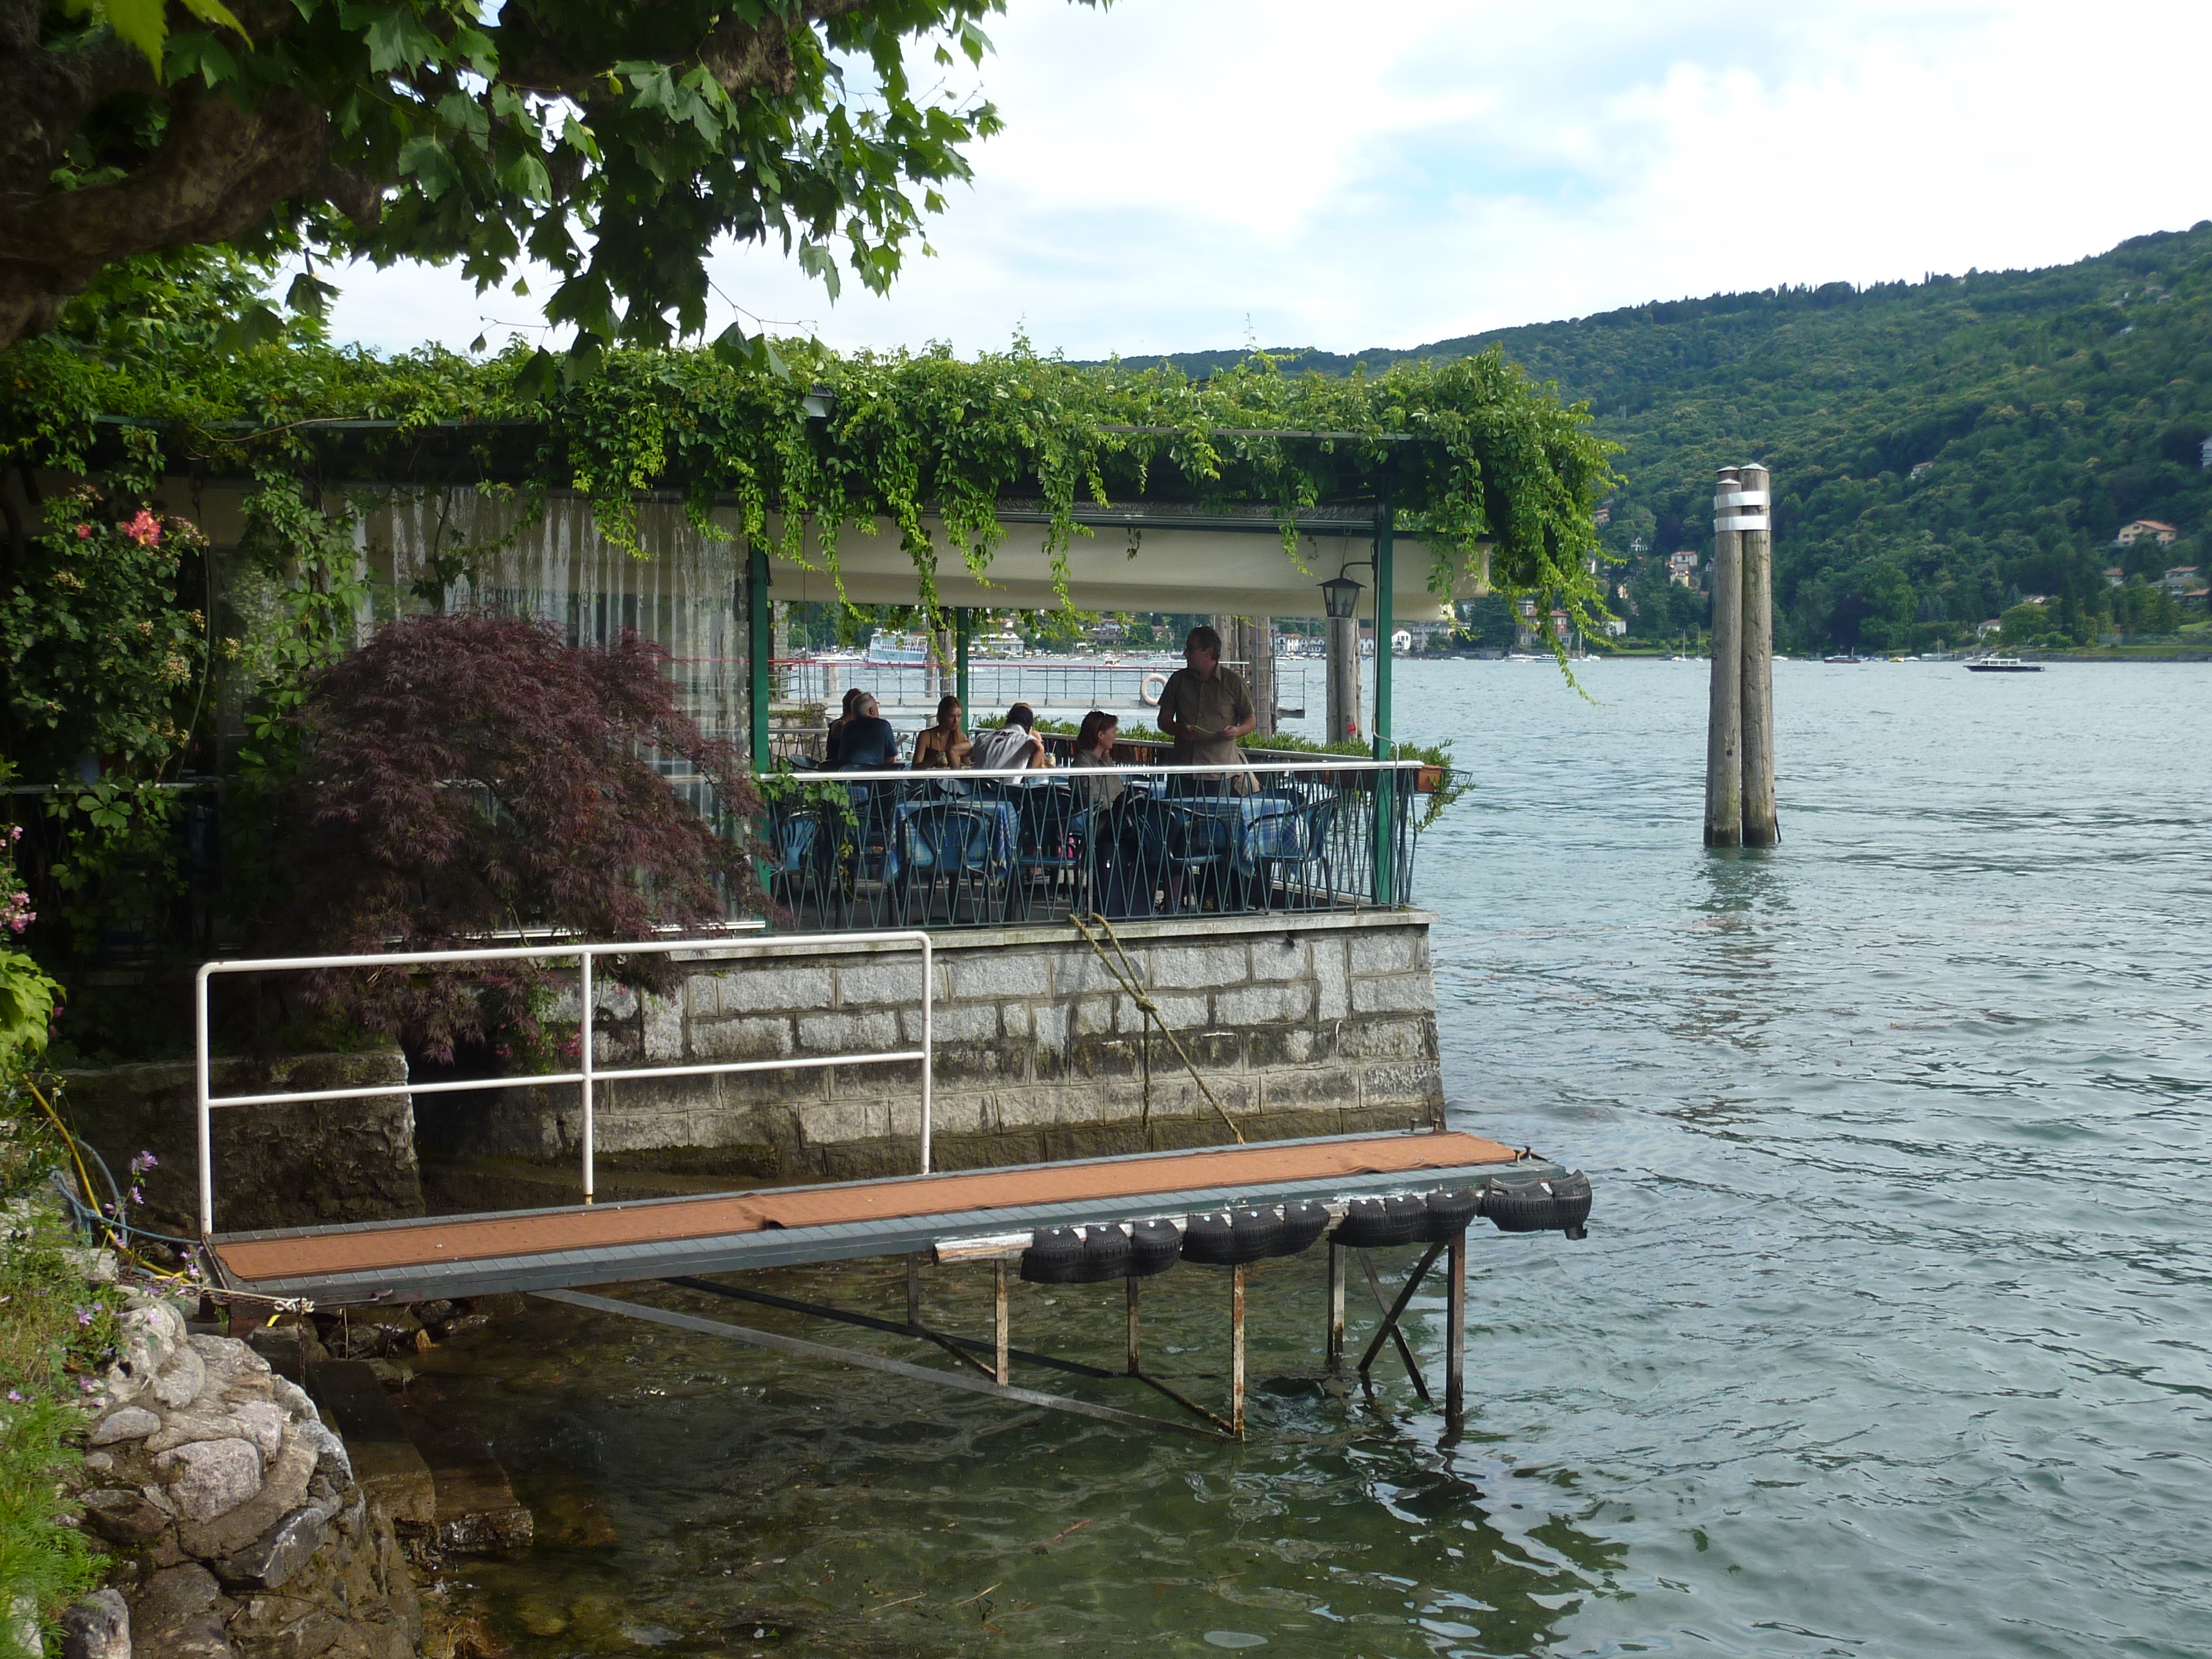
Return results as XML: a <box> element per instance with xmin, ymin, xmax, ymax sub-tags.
<box><xmin>321</xmin><ymin>0</ymin><xmax>2212</xmax><ymax>361</ymax></box>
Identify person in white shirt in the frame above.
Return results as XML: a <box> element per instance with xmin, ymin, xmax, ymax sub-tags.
<box><xmin>971</xmin><ymin>703</ymin><xmax>1051</xmax><ymax>778</ymax></box>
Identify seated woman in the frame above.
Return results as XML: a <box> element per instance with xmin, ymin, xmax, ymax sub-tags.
<box><xmin>834</xmin><ymin>694</ymin><xmax>903</xmax><ymax>770</ymax></box>
<box><xmin>911</xmin><ymin>695</ymin><xmax>973</xmax><ymax>771</ymax></box>
<box><xmin>1067</xmin><ymin>708</ymin><xmax>1124</xmax><ymax>805</ymax></box>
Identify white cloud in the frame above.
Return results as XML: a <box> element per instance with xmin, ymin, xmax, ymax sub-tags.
<box><xmin>318</xmin><ymin>0</ymin><xmax>2212</xmax><ymax>361</ymax></box>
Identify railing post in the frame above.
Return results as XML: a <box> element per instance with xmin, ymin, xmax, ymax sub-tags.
<box><xmin>579</xmin><ymin>950</ymin><xmax>595</xmax><ymax>1205</ymax></box>
<box><xmin>195</xmin><ymin>966</ymin><xmax>215</xmax><ymax>1238</ymax></box>
<box><xmin>955</xmin><ymin>608</ymin><xmax>971</xmax><ymax>717</ymax></box>
<box><xmin>918</xmin><ymin>934</ymin><xmax>933</xmax><ymax>1175</ymax></box>
<box><xmin>1372</xmin><ymin>495</ymin><xmax>1396</xmax><ymax>905</ymax></box>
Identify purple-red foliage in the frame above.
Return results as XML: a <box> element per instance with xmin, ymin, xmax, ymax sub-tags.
<box><xmin>282</xmin><ymin>611</ymin><xmax>762</xmax><ymax>1064</ymax></box>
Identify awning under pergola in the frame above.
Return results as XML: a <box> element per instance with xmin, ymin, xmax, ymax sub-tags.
<box><xmin>760</xmin><ymin>501</ymin><xmax>1473</xmax><ymax>620</ymax></box>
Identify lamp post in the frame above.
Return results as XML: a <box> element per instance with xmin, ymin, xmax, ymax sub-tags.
<box><xmin>1321</xmin><ymin>563</ymin><xmax>1368</xmax><ymax>745</ymax></box>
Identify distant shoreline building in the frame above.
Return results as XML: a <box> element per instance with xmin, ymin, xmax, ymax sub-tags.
<box><xmin>2116</xmin><ymin>518</ymin><xmax>2180</xmax><ymax>548</ymax></box>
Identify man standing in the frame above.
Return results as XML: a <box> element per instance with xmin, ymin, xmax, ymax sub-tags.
<box><xmin>1157</xmin><ymin>625</ymin><xmax>1256</xmax><ymax>771</ymax></box>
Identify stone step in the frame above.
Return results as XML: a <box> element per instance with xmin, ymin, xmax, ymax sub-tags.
<box><xmin>388</xmin><ymin>1387</ymin><xmax>534</xmax><ymax>1556</ymax></box>
<box><xmin>304</xmin><ymin>1360</ymin><xmax>435</xmax><ymax>1527</ymax></box>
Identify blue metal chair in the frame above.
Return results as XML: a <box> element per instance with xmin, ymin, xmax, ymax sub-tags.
<box><xmin>766</xmin><ymin>797</ymin><xmax>846</xmax><ymax>926</ymax></box>
<box><xmin>1130</xmin><ymin>797</ymin><xmax>1235</xmax><ymax>915</ymax></box>
<box><xmin>897</xmin><ymin>802</ymin><xmax>1015</xmax><ymax>925</ymax></box>
<box><xmin>1242</xmin><ymin>791</ymin><xmax>1339</xmax><ymax>908</ymax></box>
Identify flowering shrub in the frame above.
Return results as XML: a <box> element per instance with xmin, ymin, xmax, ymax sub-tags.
<box><xmin>0</xmin><ymin>484</ymin><xmax>209</xmax><ymax>780</ymax></box>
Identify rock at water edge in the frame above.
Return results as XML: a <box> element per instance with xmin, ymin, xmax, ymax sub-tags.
<box><xmin>213</xmin><ymin>1507</ymin><xmax>329</xmax><ymax>1593</ymax></box>
<box><xmin>157</xmin><ymin>1439</ymin><xmax>263</xmax><ymax>1523</ymax></box>
<box><xmin>59</xmin><ymin>1590</ymin><xmax>130</xmax><ymax>1659</ymax></box>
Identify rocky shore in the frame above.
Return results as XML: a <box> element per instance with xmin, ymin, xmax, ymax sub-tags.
<box><xmin>56</xmin><ymin>1287</ymin><xmax>421</xmax><ymax>1659</ymax></box>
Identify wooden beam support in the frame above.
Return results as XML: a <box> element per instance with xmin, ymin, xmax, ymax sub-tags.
<box><xmin>1326</xmin><ymin>1240</ymin><xmax>1347</xmax><ymax>1366</ymax></box>
<box><xmin>993</xmin><ymin>1259</ymin><xmax>1010</xmax><ymax>1387</ymax></box>
<box><xmin>1230</xmin><ymin>1262</ymin><xmax>1247</xmax><ymax>1439</ymax></box>
<box><xmin>1444</xmin><ymin>1229</ymin><xmax>1467</xmax><ymax>1432</ymax></box>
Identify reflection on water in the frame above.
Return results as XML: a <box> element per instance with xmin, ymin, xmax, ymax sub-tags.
<box><xmin>418</xmin><ymin>1259</ymin><xmax>1620</xmax><ymax>1657</ymax></box>
<box><xmin>413</xmin><ymin>661</ymin><xmax>2212</xmax><ymax>1658</ymax></box>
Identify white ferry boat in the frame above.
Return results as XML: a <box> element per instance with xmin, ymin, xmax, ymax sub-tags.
<box><xmin>865</xmin><ymin>630</ymin><xmax>931</xmax><ymax>664</ymax></box>
<box><xmin>1965</xmin><ymin>655</ymin><xmax>2042</xmax><ymax>673</ymax></box>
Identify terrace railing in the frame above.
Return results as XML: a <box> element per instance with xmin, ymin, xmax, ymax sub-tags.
<box><xmin>734</xmin><ymin>757</ymin><xmax>1424</xmax><ymax>936</ymax></box>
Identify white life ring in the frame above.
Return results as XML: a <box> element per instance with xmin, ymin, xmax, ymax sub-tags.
<box><xmin>1139</xmin><ymin>672</ymin><xmax>1168</xmax><ymax>707</ymax></box>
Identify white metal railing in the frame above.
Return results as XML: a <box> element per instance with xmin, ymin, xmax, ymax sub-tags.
<box><xmin>192</xmin><ymin>931</ymin><xmax>936</xmax><ymax>1237</ymax></box>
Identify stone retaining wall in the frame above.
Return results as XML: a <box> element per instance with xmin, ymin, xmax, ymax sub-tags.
<box><xmin>421</xmin><ymin>911</ymin><xmax>1442</xmax><ymax>1192</ymax></box>
<box><xmin>58</xmin><ymin>1052</ymin><xmax>423</xmax><ymax>1236</ymax></box>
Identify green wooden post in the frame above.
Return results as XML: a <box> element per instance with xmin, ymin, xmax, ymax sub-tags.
<box><xmin>1372</xmin><ymin>498</ymin><xmax>1395</xmax><ymax>905</ymax></box>
<box><xmin>746</xmin><ymin>546</ymin><xmax>771</xmax><ymax>768</ymax></box>
<box><xmin>956</xmin><ymin>608</ymin><xmax>972</xmax><ymax>716</ymax></box>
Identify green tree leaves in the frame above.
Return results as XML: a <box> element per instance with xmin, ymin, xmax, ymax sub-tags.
<box><xmin>4</xmin><ymin>1</ymin><xmax>1086</xmax><ymax>355</ymax></box>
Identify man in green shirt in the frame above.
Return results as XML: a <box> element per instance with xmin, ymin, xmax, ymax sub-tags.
<box><xmin>1158</xmin><ymin>625</ymin><xmax>1256</xmax><ymax>772</ymax></box>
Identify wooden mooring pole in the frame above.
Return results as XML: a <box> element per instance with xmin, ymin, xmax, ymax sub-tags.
<box><xmin>1706</xmin><ymin>463</ymin><xmax>1779</xmax><ymax>846</ymax></box>
<box><xmin>1739</xmin><ymin>462</ymin><xmax>1780</xmax><ymax>846</ymax></box>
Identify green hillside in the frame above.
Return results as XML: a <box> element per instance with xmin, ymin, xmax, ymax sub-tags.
<box><xmin>1122</xmin><ymin>223</ymin><xmax>2212</xmax><ymax>651</ymax></box>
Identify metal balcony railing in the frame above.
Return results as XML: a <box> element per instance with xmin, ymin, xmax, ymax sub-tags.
<box><xmin>730</xmin><ymin>757</ymin><xmax>1424</xmax><ymax>934</ymax></box>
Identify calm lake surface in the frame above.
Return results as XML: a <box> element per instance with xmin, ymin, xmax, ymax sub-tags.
<box><xmin>417</xmin><ymin>659</ymin><xmax>2212</xmax><ymax>1658</ymax></box>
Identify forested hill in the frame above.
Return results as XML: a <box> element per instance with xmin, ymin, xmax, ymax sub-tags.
<box><xmin>1120</xmin><ymin>223</ymin><xmax>2212</xmax><ymax>649</ymax></box>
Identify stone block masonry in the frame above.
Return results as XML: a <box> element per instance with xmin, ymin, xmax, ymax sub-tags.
<box><xmin>425</xmin><ymin>912</ymin><xmax>1443</xmax><ymax>1195</ymax></box>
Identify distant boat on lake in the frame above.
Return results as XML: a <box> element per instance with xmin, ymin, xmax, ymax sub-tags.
<box><xmin>1965</xmin><ymin>655</ymin><xmax>2042</xmax><ymax>673</ymax></box>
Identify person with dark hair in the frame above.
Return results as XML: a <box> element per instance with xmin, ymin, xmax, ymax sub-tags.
<box><xmin>822</xmin><ymin>686</ymin><xmax>868</xmax><ymax>768</ymax></box>
<box><xmin>912</xmin><ymin>694</ymin><xmax>973</xmax><ymax>769</ymax></box>
<box><xmin>1069</xmin><ymin>708</ymin><xmax>1123</xmax><ymax>804</ymax></box>
<box><xmin>971</xmin><ymin>702</ymin><xmax>1050</xmax><ymax>774</ymax></box>
<box><xmin>1158</xmin><ymin>626</ymin><xmax>1255</xmax><ymax>770</ymax></box>
<box><xmin>834</xmin><ymin>693</ymin><xmax>902</xmax><ymax>769</ymax></box>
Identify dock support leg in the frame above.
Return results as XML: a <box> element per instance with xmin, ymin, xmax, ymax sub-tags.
<box><xmin>906</xmin><ymin>1253</ymin><xmax>923</xmax><ymax>1329</ymax></box>
<box><xmin>1445</xmin><ymin>1230</ymin><xmax>1467</xmax><ymax>1433</ymax></box>
<box><xmin>1127</xmin><ymin>1276</ymin><xmax>1141</xmax><ymax>1375</ymax></box>
<box><xmin>1230</xmin><ymin>1264</ymin><xmax>1247</xmax><ymax>1439</ymax></box>
<box><xmin>1326</xmin><ymin>1241</ymin><xmax>1347</xmax><ymax>1366</ymax></box>
<box><xmin>993</xmin><ymin>1260</ymin><xmax>1010</xmax><ymax>1387</ymax></box>
<box><xmin>1356</xmin><ymin>1245</ymin><xmax>1441</xmax><ymax>1406</ymax></box>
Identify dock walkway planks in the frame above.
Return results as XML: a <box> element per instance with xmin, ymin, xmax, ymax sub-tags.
<box><xmin>211</xmin><ymin>1130</ymin><xmax>1533</xmax><ymax>1306</ymax></box>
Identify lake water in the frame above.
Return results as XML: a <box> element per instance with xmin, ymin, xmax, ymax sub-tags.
<box><xmin>415</xmin><ymin>659</ymin><xmax>2212</xmax><ymax>1658</ymax></box>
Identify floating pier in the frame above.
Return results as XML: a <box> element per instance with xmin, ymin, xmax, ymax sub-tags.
<box><xmin>209</xmin><ymin>1130</ymin><xmax>1591</xmax><ymax>1439</ymax></box>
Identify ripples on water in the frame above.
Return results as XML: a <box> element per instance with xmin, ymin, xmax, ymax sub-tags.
<box><xmin>418</xmin><ymin>660</ymin><xmax>2212</xmax><ymax>1658</ymax></box>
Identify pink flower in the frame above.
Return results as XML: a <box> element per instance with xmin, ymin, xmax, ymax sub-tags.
<box><xmin>75</xmin><ymin>524</ymin><xmax>91</xmax><ymax>539</ymax></box>
<box><xmin>5</xmin><ymin>1390</ymin><xmax>22</xmax><ymax>1403</ymax></box>
<box><xmin>120</xmin><ymin>509</ymin><xmax>162</xmax><ymax>549</ymax></box>
<box><xmin>75</xmin><ymin>1307</ymin><xmax>93</xmax><ymax>1327</ymax></box>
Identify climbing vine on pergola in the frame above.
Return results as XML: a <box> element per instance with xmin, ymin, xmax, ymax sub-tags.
<box><xmin>4</xmin><ymin>332</ymin><xmax>1621</xmax><ymax>632</ymax></box>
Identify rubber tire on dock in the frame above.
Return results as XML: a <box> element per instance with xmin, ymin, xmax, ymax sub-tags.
<box><xmin>1333</xmin><ymin>1195</ymin><xmax>1426</xmax><ymax>1249</ymax></box>
<box><xmin>1480</xmin><ymin>1171</ymin><xmax>1593</xmax><ymax>1239</ymax></box>
<box><xmin>1128</xmin><ymin>1218</ymin><xmax>1181</xmax><ymax>1276</ymax></box>
<box><xmin>1074</xmin><ymin>1224</ymin><xmax>1133</xmax><ymax>1282</ymax></box>
<box><xmin>1273</xmin><ymin>1200</ymin><xmax>1330</xmax><ymax>1256</ymax></box>
<box><xmin>1418</xmin><ymin>1189</ymin><xmax>1481</xmax><ymax>1242</ymax></box>
<box><xmin>1180</xmin><ymin>1209</ymin><xmax>1278</xmax><ymax>1265</ymax></box>
<box><xmin>1021</xmin><ymin>1226</ymin><xmax>1087</xmax><ymax>1284</ymax></box>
